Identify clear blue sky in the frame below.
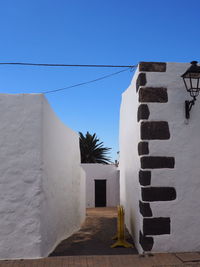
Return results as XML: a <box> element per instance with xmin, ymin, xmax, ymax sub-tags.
<box><xmin>0</xmin><ymin>0</ymin><xmax>199</xmax><ymax>161</ymax></box>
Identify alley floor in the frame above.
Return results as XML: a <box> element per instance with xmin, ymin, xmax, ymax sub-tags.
<box><xmin>50</xmin><ymin>207</ymin><xmax>137</xmax><ymax>256</ymax></box>
<box><xmin>1</xmin><ymin>208</ymin><xmax>200</xmax><ymax>266</ymax></box>
<box><xmin>1</xmin><ymin>253</ymin><xmax>200</xmax><ymax>266</ymax></box>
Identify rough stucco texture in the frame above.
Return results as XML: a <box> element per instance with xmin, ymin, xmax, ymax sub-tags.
<box><xmin>119</xmin><ymin>62</ymin><xmax>200</xmax><ymax>253</ymax></box>
<box><xmin>119</xmin><ymin>69</ymin><xmax>142</xmax><ymax>253</ymax></box>
<box><xmin>0</xmin><ymin>94</ymin><xmax>85</xmax><ymax>259</ymax></box>
<box><xmin>81</xmin><ymin>163</ymin><xmax>119</xmax><ymax>208</ymax></box>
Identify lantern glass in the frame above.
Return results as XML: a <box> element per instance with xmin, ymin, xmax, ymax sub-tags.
<box><xmin>182</xmin><ymin>62</ymin><xmax>200</xmax><ymax>99</ymax></box>
<box><xmin>181</xmin><ymin>61</ymin><xmax>200</xmax><ymax>119</ymax></box>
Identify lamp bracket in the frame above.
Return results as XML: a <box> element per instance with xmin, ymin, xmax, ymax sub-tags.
<box><xmin>185</xmin><ymin>97</ymin><xmax>196</xmax><ymax>119</ymax></box>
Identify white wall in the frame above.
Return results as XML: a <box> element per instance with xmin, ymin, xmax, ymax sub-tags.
<box><xmin>119</xmin><ymin>62</ymin><xmax>200</xmax><ymax>253</ymax></box>
<box><xmin>81</xmin><ymin>164</ymin><xmax>119</xmax><ymax>208</ymax></box>
<box><xmin>40</xmin><ymin>97</ymin><xmax>86</xmax><ymax>257</ymax></box>
<box><xmin>0</xmin><ymin>94</ymin><xmax>43</xmax><ymax>259</ymax></box>
<box><xmin>145</xmin><ymin>63</ymin><xmax>200</xmax><ymax>252</ymax></box>
<box><xmin>119</xmin><ymin>68</ymin><xmax>142</xmax><ymax>253</ymax></box>
<box><xmin>0</xmin><ymin>94</ymin><xmax>85</xmax><ymax>259</ymax></box>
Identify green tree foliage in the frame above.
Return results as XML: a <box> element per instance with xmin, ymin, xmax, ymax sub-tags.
<box><xmin>79</xmin><ymin>132</ymin><xmax>111</xmax><ymax>164</ymax></box>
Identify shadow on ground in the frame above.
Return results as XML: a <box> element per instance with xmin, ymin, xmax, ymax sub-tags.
<box><xmin>50</xmin><ymin>208</ymin><xmax>138</xmax><ymax>256</ymax></box>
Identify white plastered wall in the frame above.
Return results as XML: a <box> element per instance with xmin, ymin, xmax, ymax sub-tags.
<box><xmin>0</xmin><ymin>94</ymin><xmax>85</xmax><ymax>259</ymax></box>
<box><xmin>0</xmin><ymin>94</ymin><xmax>43</xmax><ymax>259</ymax></box>
<box><xmin>81</xmin><ymin>163</ymin><xmax>119</xmax><ymax>208</ymax></box>
<box><xmin>40</xmin><ymin>97</ymin><xmax>86</xmax><ymax>256</ymax></box>
<box><xmin>119</xmin><ymin>62</ymin><xmax>200</xmax><ymax>253</ymax></box>
<box><xmin>119</xmin><ymin>68</ymin><xmax>142</xmax><ymax>253</ymax></box>
<box><xmin>145</xmin><ymin>63</ymin><xmax>200</xmax><ymax>252</ymax></box>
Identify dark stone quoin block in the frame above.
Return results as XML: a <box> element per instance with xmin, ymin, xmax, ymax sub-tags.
<box><xmin>139</xmin><ymin>231</ymin><xmax>154</xmax><ymax>251</ymax></box>
<box><xmin>143</xmin><ymin>217</ymin><xmax>170</xmax><ymax>235</ymax></box>
<box><xmin>138</xmin><ymin>142</ymin><xmax>149</xmax><ymax>155</ymax></box>
<box><xmin>139</xmin><ymin>170</ymin><xmax>151</xmax><ymax>186</ymax></box>
<box><xmin>136</xmin><ymin>73</ymin><xmax>147</xmax><ymax>92</ymax></box>
<box><xmin>141</xmin><ymin>187</ymin><xmax>176</xmax><ymax>202</ymax></box>
<box><xmin>139</xmin><ymin>201</ymin><xmax>153</xmax><ymax>217</ymax></box>
<box><xmin>137</xmin><ymin>104</ymin><xmax>150</xmax><ymax>122</ymax></box>
<box><xmin>139</xmin><ymin>87</ymin><xmax>168</xmax><ymax>103</ymax></box>
<box><xmin>139</xmin><ymin>62</ymin><xmax>166</xmax><ymax>72</ymax></box>
<box><xmin>141</xmin><ymin>156</ymin><xmax>175</xmax><ymax>169</ymax></box>
<box><xmin>141</xmin><ymin>121</ymin><xmax>170</xmax><ymax>140</ymax></box>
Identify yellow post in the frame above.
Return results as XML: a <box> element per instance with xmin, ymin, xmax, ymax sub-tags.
<box><xmin>111</xmin><ymin>205</ymin><xmax>133</xmax><ymax>248</ymax></box>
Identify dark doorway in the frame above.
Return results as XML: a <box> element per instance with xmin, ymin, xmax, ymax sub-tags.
<box><xmin>95</xmin><ymin>180</ymin><xmax>106</xmax><ymax>207</ymax></box>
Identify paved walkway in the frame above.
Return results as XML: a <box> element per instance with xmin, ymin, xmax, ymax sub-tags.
<box><xmin>50</xmin><ymin>207</ymin><xmax>137</xmax><ymax>256</ymax></box>
<box><xmin>1</xmin><ymin>208</ymin><xmax>200</xmax><ymax>266</ymax></box>
<box><xmin>1</xmin><ymin>253</ymin><xmax>200</xmax><ymax>266</ymax></box>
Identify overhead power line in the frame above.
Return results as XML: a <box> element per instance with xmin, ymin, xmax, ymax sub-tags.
<box><xmin>0</xmin><ymin>62</ymin><xmax>137</xmax><ymax>68</ymax></box>
<box><xmin>42</xmin><ymin>67</ymin><xmax>134</xmax><ymax>94</ymax></box>
<box><xmin>0</xmin><ymin>62</ymin><xmax>137</xmax><ymax>94</ymax></box>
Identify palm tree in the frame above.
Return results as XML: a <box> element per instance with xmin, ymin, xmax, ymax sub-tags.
<box><xmin>79</xmin><ymin>132</ymin><xmax>111</xmax><ymax>164</ymax></box>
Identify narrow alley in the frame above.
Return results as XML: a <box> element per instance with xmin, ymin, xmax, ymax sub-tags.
<box><xmin>50</xmin><ymin>207</ymin><xmax>137</xmax><ymax>256</ymax></box>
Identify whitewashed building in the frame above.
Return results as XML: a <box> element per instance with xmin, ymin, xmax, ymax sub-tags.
<box><xmin>0</xmin><ymin>94</ymin><xmax>85</xmax><ymax>259</ymax></box>
<box><xmin>82</xmin><ymin>163</ymin><xmax>119</xmax><ymax>208</ymax></box>
<box><xmin>119</xmin><ymin>62</ymin><xmax>200</xmax><ymax>253</ymax></box>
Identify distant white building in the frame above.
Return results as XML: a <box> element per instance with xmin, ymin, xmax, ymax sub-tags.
<box><xmin>81</xmin><ymin>164</ymin><xmax>119</xmax><ymax>208</ymax></box>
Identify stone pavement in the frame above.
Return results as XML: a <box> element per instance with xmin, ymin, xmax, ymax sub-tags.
<box><xmin>1</xmin><ymin>208</ymin><xmax>200</xmax><ymax>266</ymax></box>
<box><xmin>1</xmin><ymin>253</ymin><xmax>200</xmax><ymax>267</ymax></box>
<box><xmin>50</xmin><ymin>207</ymin><xmax>137</xmax><ymax>256</ymax></box>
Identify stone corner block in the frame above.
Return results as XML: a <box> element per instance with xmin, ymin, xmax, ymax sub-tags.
<box><xmin>139</xmin><ymin>62</ymin><xmax>166</xmax><ymax>72</ymax></box>
<box><xmin>141</xmin><ymin>121</ymin><xmax>170</xmax><ymax>140</ymax></box>
<box><xmin>139</xmin><ymin>87</ymin><xmax>168</xmax><ymax>103</ymax></box>
<box><xmin>139</xmin><ymin>231</ymin><xmax>154</xmax><ymax>251</ymax></box>
<box><xmin>139</xmin><ymin>170</ymin><xmax>151</xmax><ymax>186</ymax></box>
<box><xmin>137</xmin><ymin>104</ymin><xmax>150</xmax><ymax>122</ymax></box>
<box><xmin>139</xmin><ymin>201</ymin><xmax>153</xmax><ymax>217</ymax></box>
<box><xmin>141</xmin><ymin>187</ymin><xmax>176</xmax><ymax>202</ymax></box>
<box><xmin>141</xmin><ymin>156</ymin><xmax>175</xmax><ymax>169</ymax></box>
<box><xmin>138</xmin><ymin>142</ymin><xmax>149</xmax><ymax>156</ymax></box>
<box><xmin>136</xmin><ymin>73</ymin><xmax>147</xmax><ymax>92</ymax></box>
<box><xmin>143</xmin><ymin>217</ymin><xmax>171</xmax><ymax>235</ymax></box>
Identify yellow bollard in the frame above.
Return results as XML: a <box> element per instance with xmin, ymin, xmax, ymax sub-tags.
<box><xmin>111</xmin><ymin>205</ymin><xmax>133</xmax><ymax>248</ymax></box>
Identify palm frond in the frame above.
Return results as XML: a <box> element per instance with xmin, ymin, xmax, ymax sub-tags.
<box><xmin>79</xmin><ymin>131</ymin><xmax>112</xmax><ymax>164</ymax></box>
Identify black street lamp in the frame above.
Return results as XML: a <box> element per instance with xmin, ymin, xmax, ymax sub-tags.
<box><xmin>181</xmin><ymin>61</ymin><xmax>200</xmax><ymax>119</ymax></box>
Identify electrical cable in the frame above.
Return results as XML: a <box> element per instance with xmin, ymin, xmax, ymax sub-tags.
<box><xmin>0</xmin><ymin>62</ymin><xmax>137</xmax><ymax>68</ymax></box>
<box><xmin>42</xmin><ymin>67</ymin><xmax>134</xmax><ymax>94</ymax></box>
